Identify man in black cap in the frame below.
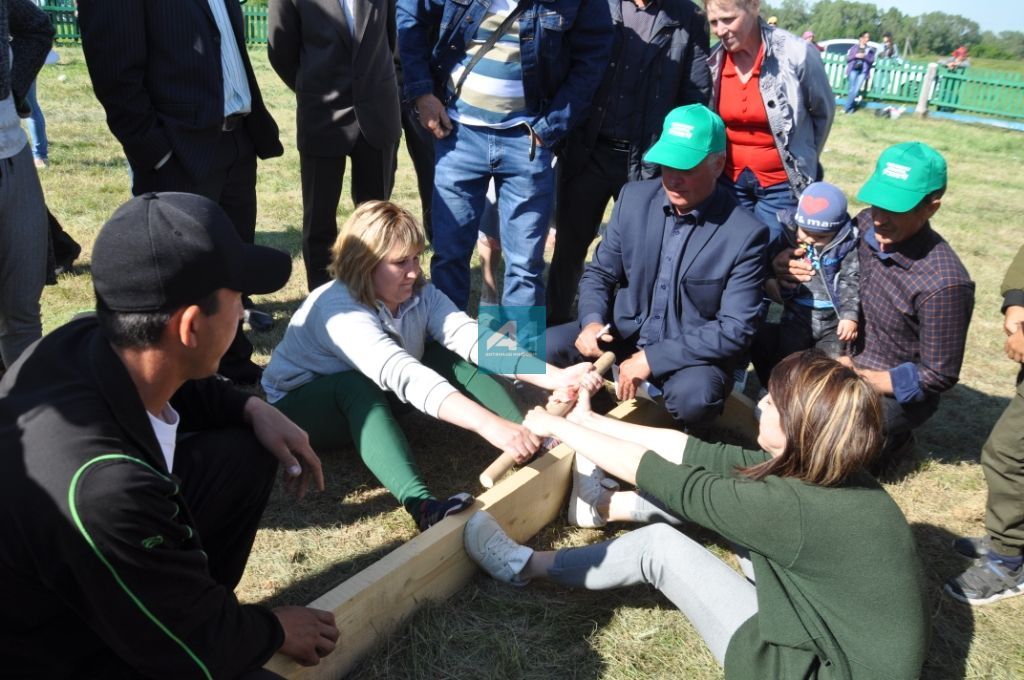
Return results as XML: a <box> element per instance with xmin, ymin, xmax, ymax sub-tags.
<box><xmin>0</xmin><ymin>193</ymin><xmax>338</xmax><ymax>677</ymax></box>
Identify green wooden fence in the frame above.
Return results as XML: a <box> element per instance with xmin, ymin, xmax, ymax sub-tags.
<box><xmin>41</xmin><ymin>2</ymin><xmax>79</xmax><ymax>42</ymax></box>
<box><xmin>930</xmin><ymin>69</ymin><xmax>1024</xmax><ymax>119</ymax></box>
<box><xmin>822</xmin><ymin>53</ymin><xmax>1024</xmax><ymax>120</ymax></box>
<box><xmin>41</xmin><ymin>7</ymin><xmax>1024</xmax><ymax>121</ymax></box>
<box><xmin>41</xmin><ymin>4</ymin><xmax>270</xmax><ymax>46</ymax></box>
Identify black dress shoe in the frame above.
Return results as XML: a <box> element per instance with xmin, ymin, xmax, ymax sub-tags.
<box><xmin>218</xmin><ymin>359</ymin><xmax>263</xmax><ymax>387</ymax></box>
<box><xmin>244</xmin><ymin>308</ymin><xmax>275</xmax><ymax>332</ymax></box>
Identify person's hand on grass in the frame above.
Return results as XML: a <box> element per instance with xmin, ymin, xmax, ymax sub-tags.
<box><xmin>273</xmin><ymin>606</ymin><xmax>339</xmax><ymax>666</ymax></box>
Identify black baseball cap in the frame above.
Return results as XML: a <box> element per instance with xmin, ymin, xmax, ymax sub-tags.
<box><xmin>93</xmin><ymin>192</ymin><xmax>291</xmax><ymax>312</ymax></box>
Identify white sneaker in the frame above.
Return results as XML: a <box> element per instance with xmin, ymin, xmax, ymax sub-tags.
<box><xmin>567</xmin><ymin>454</ymin><xmax>619</xmax><ymax>528</ymax></box>
<box><xmin>464</xmin><ymin>511</ymin><xmax>534</xmax><ymax>585</ymax></box>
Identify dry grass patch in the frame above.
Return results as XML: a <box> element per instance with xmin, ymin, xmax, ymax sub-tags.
<box><xmin>32</xmin><ymin>46</ymin><xmax>1024</xmax><ymax>678</ymax></box>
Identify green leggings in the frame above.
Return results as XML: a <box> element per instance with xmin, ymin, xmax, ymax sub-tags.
<box><xmin>274</xmin><ymin>343</ymin><xmax>522</xmax><ymax>513</ymax></box>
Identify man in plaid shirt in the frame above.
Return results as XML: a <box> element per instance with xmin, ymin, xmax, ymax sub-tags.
<box><xmin>775</xmin><ymin>142</ymin><xmax>974</xmax><ymax>472</ymax></box>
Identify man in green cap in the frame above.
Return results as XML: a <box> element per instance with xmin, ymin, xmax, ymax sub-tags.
<box><xmin>546</xmin><ymin>103</ymin><xmax>769</xmax><ymax>437</ymax></box>
<box><xmin>775</xmin><ymin>141</ymin><xmax>974</xmax><ymax>473</ymax></box>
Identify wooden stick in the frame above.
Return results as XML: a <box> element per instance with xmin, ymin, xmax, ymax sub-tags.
<box><xmin>478</xmin><ymin>351</ymin><xmax>616</xmax><ymax>489</ymax></box>
<box><xmin>265</xmin><ymin>398</ymin><xmax>657</xmax><ymax>678</ymax></box>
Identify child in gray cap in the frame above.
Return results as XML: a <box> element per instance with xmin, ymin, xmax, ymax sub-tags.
<box><xmin>769</xmin><ymin>181</ymin><xmax>860</xmax><ymax>364</ymax></box>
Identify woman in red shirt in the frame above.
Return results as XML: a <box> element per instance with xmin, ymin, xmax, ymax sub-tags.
<box><xmin>705</xmin><ymin>0</ymin><xmax>835</xmax><ymax>243</ymax></box>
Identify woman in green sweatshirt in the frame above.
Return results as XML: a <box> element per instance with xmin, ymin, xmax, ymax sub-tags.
<box><xmin>464</xmin><ymin>350</ymin><xmax>929</xmax><ymax>679</ymax></box>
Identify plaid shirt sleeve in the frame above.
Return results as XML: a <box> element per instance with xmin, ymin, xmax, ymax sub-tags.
<box><xmin>890</xmin><ymin>282</ymin><xmax>975</xmax><ymax>403</ymax></box>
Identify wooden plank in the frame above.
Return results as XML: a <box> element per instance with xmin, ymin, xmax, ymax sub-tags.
<box><xmin>715</xmin><ymin>389</ymin><xmax>759</xmax><ymax>443</ymax></box>
<box><xmin>266</xmin><ymin>399</ymin><xmax>656</xmax><ymax>679</ymax></box>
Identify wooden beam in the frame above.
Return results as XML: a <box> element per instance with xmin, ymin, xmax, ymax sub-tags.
<box><xmin>715</xmin><ymin>389</ymin><xmax>759</xmax><ymax>443</ymax></box>
<box><xmin>266</xmin><ymin>399</ymin><xmax>657</xmax><ymax>678</ymax></box>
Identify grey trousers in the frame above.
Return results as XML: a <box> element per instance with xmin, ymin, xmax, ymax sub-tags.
<box><xmin>0</xmin><ymin>144</ymin><xmax>46</xmax><ymax>366</ymax></box>
<box><xmin>548</xmin><ymin>523</ymin><xmax>759</xmax><ymax>665</ymax></box>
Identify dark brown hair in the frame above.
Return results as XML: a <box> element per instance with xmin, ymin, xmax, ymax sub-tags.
<box><xmin>741</xmin><ymin>350</ymin><xmax>884</xmax><ymax>486</ymax></box>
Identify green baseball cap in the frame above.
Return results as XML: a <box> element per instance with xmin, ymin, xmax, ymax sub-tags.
<box><xmin>857</xmin><ymin>142</ymin><xmax>947</xmax><ymax>213</ymax></box>
<box><xmin>643</xmin><ymin>104</ymin><xmax>726</xmax><ymax>171</ymax></box>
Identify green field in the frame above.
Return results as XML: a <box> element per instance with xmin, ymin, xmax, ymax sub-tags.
<box><xmin>32</xmin><ymin>46</ymin><xmax>1024</xmax><ymax>678</ymax></box>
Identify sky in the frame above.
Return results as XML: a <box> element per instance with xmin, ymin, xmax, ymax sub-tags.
<box><xmin>873</xmin><ymin>0</ymin><xmax>1024</xmax><ymax>34</ymax></box>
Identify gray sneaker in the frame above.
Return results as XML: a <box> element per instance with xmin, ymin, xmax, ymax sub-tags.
<box><xmin>463</xmin><ymin>511</ymin><xmax>533</xmax><ymax>585</ymax></box>
<box><xmin>944</xmin><ymin>556</ymin><xmax>1024</xmax><ymax>605</ymax></box>
<box><xmin>568</xmin><ymin>454</ymin><xmax>619</xmax><ymax>528</ymax></box>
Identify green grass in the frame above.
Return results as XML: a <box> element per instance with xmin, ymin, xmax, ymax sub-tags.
<box><xmin>33</xmin><ymin>47</ymin><xmax>1024</xmax><ymax>679</ymax></box>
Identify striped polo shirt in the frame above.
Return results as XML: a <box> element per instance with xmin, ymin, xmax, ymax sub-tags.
<box><xmin>446</xmin><ymin>0</ymin><xmax>531</xmax><ymax>128</ymax></box>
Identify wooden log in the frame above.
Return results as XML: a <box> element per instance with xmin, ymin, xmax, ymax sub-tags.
<box><xmin>265</xmin><ymin>392</ymin><xmax>759</xmax><ymax>678</ymax></box>
<box><xmin>266</xmin><ymin>398</ymin><xmax>656</xmax><ymax>678</ymax></box>
<box><xmin>479</xmin><ymin>351</ymin><xmax>617</xmax><ymax>489</ymax></box>
<box><xmin>716</xmin><ymin>389</ymin><xmax>759</xmax><ymax>443</ymax></box>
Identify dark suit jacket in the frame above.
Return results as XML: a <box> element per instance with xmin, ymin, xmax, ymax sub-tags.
<box><xmin>267</xmin><ymin>0</ymin><xmax>401</xmax><ymax>157</ymax></box>
<box><xmin>577</xmin><ymin>180</ymin><xmax>768</xmax><ymax>378</ymax></box>
<box><xmin>78</xmin><ymin>0</ymin><xmax>283</xmax><ymax>182</ymax></box>
<box><xmin>561</xmin><ymin>0</ymin><xmax>710</xmax><ymax>181</ymax></box>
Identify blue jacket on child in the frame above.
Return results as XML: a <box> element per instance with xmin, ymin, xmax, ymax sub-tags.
<box><xmin>775</xmin><ymin>211</ymin><xmax>860</xmax><ymax>322</ymax></box>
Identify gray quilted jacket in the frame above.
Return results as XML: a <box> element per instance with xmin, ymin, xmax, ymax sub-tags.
<box><xmin>709</xmin><ymin>20</ymin><xmax>835</xmax><ymax>197</ymax></box>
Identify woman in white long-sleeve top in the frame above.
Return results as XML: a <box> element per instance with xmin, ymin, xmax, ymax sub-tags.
<box><xmin>263</xmin><ymin>201</ymin><xmax>598</xmax><ymax>530</ymax></box>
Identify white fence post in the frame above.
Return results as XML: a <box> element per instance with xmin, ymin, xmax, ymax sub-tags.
<box><xmin>915</xmin><ymin>63</ymin><xmax>938</xmax><ymax>118</ymax></box>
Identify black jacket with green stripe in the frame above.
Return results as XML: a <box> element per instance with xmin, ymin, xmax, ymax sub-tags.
<box><xmin>0</xmin><ymin>317</ymin><xmax>283</xmax><ymax>677</ymax></box>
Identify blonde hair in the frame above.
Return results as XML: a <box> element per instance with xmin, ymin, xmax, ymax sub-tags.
<box><xmin>742</xmin><ymin>350</ymin><xmax>884</xmax><ymax>486</ymax></box>
<box><xmin>704</xmin><ymin>0</ymin><xmax>761</xmax><ymax>14</ymax></box>
<box><xmin>327</xmin><ymin>201</ymin><xmax>426</xmax><ymax>308</ymax></box>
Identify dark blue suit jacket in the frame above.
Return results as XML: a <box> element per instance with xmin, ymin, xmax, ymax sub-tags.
<box><xmin>577</xmin><ymin>179</ymin><xmax>768</xmax><ymax>378</ymax></box>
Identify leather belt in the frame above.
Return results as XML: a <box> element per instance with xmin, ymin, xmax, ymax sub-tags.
<box><xmin>222</xmin><ymin>113</ymin><xmax>247</xmax><ymax>132</ymax></box>
<box><xmin>597</xmin><ymin>135</ymin><xmax>631</xmax><ymax>152</ymax></box>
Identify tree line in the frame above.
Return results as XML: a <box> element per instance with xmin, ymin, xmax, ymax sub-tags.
<box><xmin>759</xmin><ymin>0</ymin><xmax>1024</xmax><ymax>60</ymax></box>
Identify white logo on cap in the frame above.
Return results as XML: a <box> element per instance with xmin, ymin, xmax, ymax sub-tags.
<box><xmin>669</xmin><ymin>122</ymin><xmax>695</xmax><ymax>139</ymax></box>
<box><xmin>882</xmin><ymin>162</ymin><xmax>911</xmax><ymax>181</ymax></box>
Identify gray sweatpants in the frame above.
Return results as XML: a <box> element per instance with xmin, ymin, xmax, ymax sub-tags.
<box><xmin>548</xmin><ymin>523</ymin><xmax>759</xmax><ymax>665</ymax></box>
<box><xmin>0</xmin><ymin>144</ymin><xmax>47</xmax><ymax>366</ymax></box>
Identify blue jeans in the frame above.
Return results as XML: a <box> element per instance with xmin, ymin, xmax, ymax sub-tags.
<box><xmin>24</xmin><ymin>80</ymin><xmax>47</xmax><ymax>161</ymax></box>
<box><xmin>845</xmin><ymin>70</ymin><xmax>868</xmax><ymax>113</ymax></box>
<box><xmin>432</xmin><ymin>122</ymin><xmax>555</xmax><ymax>310</ymax></box>
<box><xmin>718</xmin><ymin>168</ymin><xmax>796</xmax><ymax>245</ymax></box>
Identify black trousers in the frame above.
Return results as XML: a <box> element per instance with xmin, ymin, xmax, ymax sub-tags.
<box><xmin>174</xmin><ymin>427</ymin><xmax>278</xmax><ymax>589</ymax></box>
<box><xmin>878</xmin><ymin>393</ymin><xmax>940</xmax><ymax>461</ymax></box>
<box><xmin>399</xmin><ymin>100</ymin><xmax>436</xmax><ymax>240</ymax></box>
<box><xmin>300</xmin><ymin>135</ymin><xmax>396</xmax><ymax>291</ymax></box>
<box><xmin>130</xmin><ymin>128</ymin><xmax>260</xmax><ymax>379</ymax></box>
<box><xmin>547</xmin><ymin>140</ymin><xmax>631</xmax><ymax>325</ymax></box>
<box><xmin>87</xmin><ymin>427</ymin><xmax>280</xmax><ymax>678</ymax></box>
